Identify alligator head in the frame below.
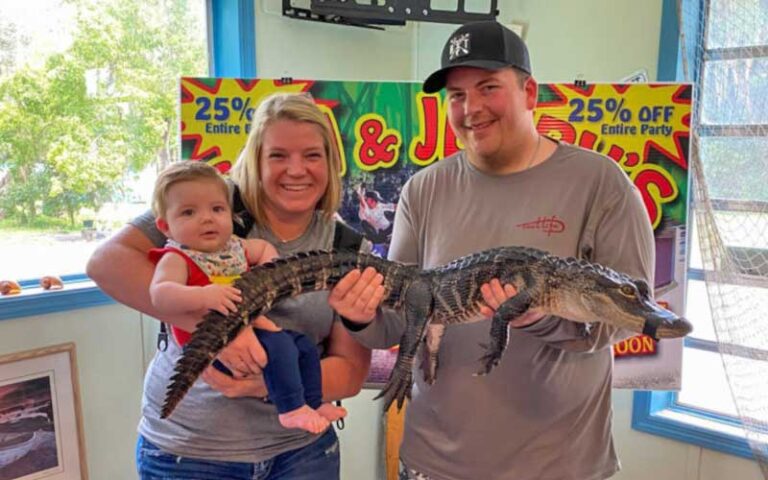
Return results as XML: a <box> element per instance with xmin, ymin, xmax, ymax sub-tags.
<box><xmin>550</xmin><ymin>258</ymin><xmax>693</xmax><ymax>339</ymax></box>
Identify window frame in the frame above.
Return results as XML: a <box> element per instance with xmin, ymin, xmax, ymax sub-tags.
<box><xmin>0</xmin><ymin>0</ymin><xmax>255</xmax><ymax>322</ymax></box>
<box><xmin>631</xmin><ymin>0</ymin><xmax>764</xmax><ymax>460</ymax></box>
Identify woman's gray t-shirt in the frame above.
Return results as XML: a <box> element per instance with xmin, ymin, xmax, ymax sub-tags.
<box><xmin>133</xmin><ymin>210</ymin><xmax>343</xmax><ymax>462</ymax></box>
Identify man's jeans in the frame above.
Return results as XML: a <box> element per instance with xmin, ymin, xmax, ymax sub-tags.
<box><xmin>136</xmin><ymin>428</ymin><xmax>340</xmax><ymax>480</ymax></box>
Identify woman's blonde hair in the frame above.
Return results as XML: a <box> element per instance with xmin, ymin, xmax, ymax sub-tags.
<box><xmin>152</xmin><ymin>161</ymin><xmax>228</xmax><ymax>218</ymax></box>
<box><xmin>230</xmin><ymin>92</ymin><xmax>342</xmax><ymax>227</ymax></box>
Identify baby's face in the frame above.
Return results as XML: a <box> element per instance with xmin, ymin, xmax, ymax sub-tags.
<box><xmin>161</xmin><ymin>179</ymin><xmax>232</xmax><ymax>252</ymax></box>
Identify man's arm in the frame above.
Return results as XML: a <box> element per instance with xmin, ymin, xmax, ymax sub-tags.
<box><xmin>481</xmin><ymin>181</ymin><xmax>656</xmax><ymax>353</ymax></box>
<box><xmin>200</xmin><ymin>317</ymin><xmax>371</xmax><ymax>401</ymax></box>
<box><xmin>520</xmin><ymin>184</ymin><xmax>655</xmax><ymax>352</ymax></box>
<box><xmin>86</xmin><ymin>224</ymin><xmax>203</xmax><ymax>332</ymax></box>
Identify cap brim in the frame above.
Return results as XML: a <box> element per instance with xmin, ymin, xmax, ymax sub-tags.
<box><xmin>422</xmin><ymin>60</ymin><xmax>514</xmax><ymax>93</ymax></box>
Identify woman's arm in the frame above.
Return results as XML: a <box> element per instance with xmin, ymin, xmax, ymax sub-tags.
<box><xmin>321</xmin><ymin>320</ymin><xmax>371</xmax><ymax>401</ymax></box>
<box><xmin>199</xmin><ymin>319</ymin><xmax>370</xmax><ymax>401</ymax></box>
<box><xmin>243</xmin><ymin>238</ymin><xmax>279</xmax><ymax>265</ymax></box>
<box><xmin>86</xmin><ymin>224</ymin><xmax>203</xmax><ymax>332</ymax></box>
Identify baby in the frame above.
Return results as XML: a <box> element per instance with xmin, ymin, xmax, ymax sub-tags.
<box><xmin>148</xmin><ymin>161</ymin><xmax>345</xmax><ymax>433</ymax></box>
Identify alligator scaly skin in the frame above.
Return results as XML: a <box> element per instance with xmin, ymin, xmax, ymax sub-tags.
<box><xmin>161</xmin><ymin>246</ymin><xmax>692</xmax><ymax>417</ymax></box>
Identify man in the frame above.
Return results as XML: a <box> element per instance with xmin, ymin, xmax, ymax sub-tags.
<box><xmin>332</xmin><ymin>20</ymin><xmax>655</xmax><ymax>480</ymax></box>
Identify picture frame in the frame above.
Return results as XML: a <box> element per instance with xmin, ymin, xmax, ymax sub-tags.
<box><xmin>0</xmin><ymin>343</ymin><xmax>88</xmax><ymax>480</ymax></box>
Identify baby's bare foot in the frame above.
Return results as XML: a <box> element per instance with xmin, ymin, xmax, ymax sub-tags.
<box><xmin>317</xmin><ymin>402</ymin><xmax>347</xmax><ymax>422</ymax></box>
<box><xmin>278</xmin><ymin>405</ymin><xmax>329</xmax><ymax>434</ymax></box>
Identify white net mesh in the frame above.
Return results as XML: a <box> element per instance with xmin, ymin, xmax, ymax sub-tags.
<box><xmin>681</xmin><ymin>0</ymin><xmax>768</xmax><ymax>473</ymax></box>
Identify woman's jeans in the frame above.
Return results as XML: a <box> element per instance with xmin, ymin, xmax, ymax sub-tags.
<box><xmin>136</xmin><ymin>428</ymin><xmax>340</xmax><ymax>480</ymax></box>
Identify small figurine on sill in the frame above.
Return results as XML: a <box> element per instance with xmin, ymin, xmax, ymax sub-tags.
<box><xmin>40</xmin><ymin>276</ymin><xmax>64</xmax><ymax>290</ymax></box>
<box><xmin>0</xmin><ymin>280</ymin><xmax>22</xmax><ymax>295</ymax></box>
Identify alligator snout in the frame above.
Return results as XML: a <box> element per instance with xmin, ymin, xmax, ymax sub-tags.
<box><xmin>650</xmin><ymin>308</ymin><xmax>693</xmax><ymax>339</ymax></box>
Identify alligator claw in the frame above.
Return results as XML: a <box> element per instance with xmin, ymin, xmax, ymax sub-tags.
<box><xmin>475</xmin><ymin>351</ymin><xmax>503</xmax><ymax>376</ymax></box>
<box><xmin>375</xmin><ymin>368</ymin><xmax>413</xmax><ymax>412</ymax></box>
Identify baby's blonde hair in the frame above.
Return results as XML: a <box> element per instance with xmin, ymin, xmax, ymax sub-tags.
<box><xmin>152</xmin><ymin>161</ymin><xmax>229</xmax><ymax>218</ymax></box>
<box><xmin>230</xmin><ymin>93</ymin><xmax>342</xmax><ymax>227</ymax></box>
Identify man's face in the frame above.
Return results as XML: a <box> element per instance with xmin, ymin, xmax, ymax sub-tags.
<box><xmin>445</xmin><ymin>67</ymin><xmax>537</xmax><ymax>164</ymax></box>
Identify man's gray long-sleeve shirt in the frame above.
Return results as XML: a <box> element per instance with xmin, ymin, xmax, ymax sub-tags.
<box><xmin>347</xmin><ymin>143</ymin><xmax>655</xmax><ymax>480</ymax></box>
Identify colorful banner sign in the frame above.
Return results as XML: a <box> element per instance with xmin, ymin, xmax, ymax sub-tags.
<box><xmin>181</xmin><ymin>77</ymin><xmax>691</xmax><ymax>390</ymax></box>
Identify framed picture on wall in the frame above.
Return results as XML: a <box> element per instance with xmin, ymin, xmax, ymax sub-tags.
<box><xmin>0</xmin><ymin>343</ymin><xmax>88</xmax><ymax>480</ymax></box>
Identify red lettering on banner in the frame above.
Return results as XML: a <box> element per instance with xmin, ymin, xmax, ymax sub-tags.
<box><xmin>614</xmin><ymin>335</ymin><xmax>657</xmax><ymax>357</ymax></box>
<box><xmin>444</xmin><ymin>122</ymin><xmax>460</xmax><ymax>157</ymax></box>
<box><xmin>634</xmin><ymin>168</ymin><xmax>676</xmax><ymax>228</ymax></box>
<box><xmin>411</xmin><ymin>95</ymin><xmax>440</xmax><ymax>163</ymax></box>
<box><xmin>354</xmin><ymin>113</ymin><xmax>402</xmax><ymax>171</ymax></box>
<box><xmin>624</xmin><ymin>152</ymin><xmax>640</xmax><ymax>167</ymax></box>
<box><xmin>578</xmin><ymin>130</ymin><xmax>598</xmax><ymax>150</ymax></box>
<box><xmin>536</xmin><ymin>114</ymin><xmax>577</xmax><ymax>144</ymax></box>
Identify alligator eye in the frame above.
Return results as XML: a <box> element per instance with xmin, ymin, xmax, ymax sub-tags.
<box><xmin>619</xmin><ymin>285</ymin><xmax>635</xmax><ymax>297</ymax></box>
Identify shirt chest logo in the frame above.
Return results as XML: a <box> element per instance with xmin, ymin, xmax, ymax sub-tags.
<box><xmin>516</xmin><ymin>215</ymin><xmax>566</xmax><ymax>236</ymax></box>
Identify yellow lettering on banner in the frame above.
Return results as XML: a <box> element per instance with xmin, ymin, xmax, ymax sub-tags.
<box><xmin>317</xmin><ymin>104</ymin><xmax>347</xmax><ymax>177</ymax></box>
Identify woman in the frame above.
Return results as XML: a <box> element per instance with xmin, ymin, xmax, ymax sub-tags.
<box><xmin>87</xmin><ymin>93</ymin><xmax>385</xmax><ymax>479</ymax></box>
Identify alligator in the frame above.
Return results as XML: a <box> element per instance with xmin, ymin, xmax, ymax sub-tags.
<box><xmin>161</xmin><ymin>246</ymin><xmax>692</xmax><ymax>417</ymax></box>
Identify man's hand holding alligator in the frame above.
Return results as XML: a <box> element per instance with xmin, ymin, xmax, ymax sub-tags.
<box><xmin>480</xmin><ymin>278</ymin><xmax>546</xmax><ymax>328</ymax></box>
<box><xmin>328</xmin><ymin>266</ymin><xmax>386</xmax><ymax>324</ymax></box>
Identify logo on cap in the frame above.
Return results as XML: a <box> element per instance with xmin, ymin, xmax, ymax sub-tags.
<box><xmin>448</xmin><ymin>33</ymin><xmax>470</xmax><ymax>61</ymax></box>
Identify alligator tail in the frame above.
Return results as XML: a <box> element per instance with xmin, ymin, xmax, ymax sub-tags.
<box><xmin>160</xmin><ymin>250</ymin><xmax>391</xmax><ymax>418</ymax></box>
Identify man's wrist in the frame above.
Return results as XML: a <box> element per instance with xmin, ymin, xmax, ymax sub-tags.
<box><xmin>340</xmin><ymin>315</ymin><xmax>370</xmax><ymax>332</ymax></box>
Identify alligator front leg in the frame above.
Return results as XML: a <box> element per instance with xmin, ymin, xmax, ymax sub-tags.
<box><xmin>476</xmin><ymin>292</ymin><xmax>532</xmax><ymax>376</ymax></box>
<box><xmin>376</xmin><ymin>279</ymin><xmax>433</xmax><ymax>411</ymax></box>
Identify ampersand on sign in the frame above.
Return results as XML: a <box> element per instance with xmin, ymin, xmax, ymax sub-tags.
<box><xmin>354</xmin><ymin>114</ymin><xmax>402</xmax><ymax>171</ymax></box>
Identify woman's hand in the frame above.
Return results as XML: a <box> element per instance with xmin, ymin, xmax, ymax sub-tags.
<box><xmin>201</xmin><ymin>365</ymin><xmax>268</xmax><ymax>399</ymax></box>
<box><xmin>214</xmin><ymin>323</ymin><xmax>268</xmax><ymax>378</ymax></box>
<box><xmin>328</xmin><ymin>267</ymin><xmax>385</xmax><ymax>324</ymax></box>
<box><xmin>480</xmin><ymin>279</ymin><xmax>545</xmax><ymax>327</ymax></box>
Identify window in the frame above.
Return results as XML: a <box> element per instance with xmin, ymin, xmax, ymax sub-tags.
<box><xmin>633</xmin><ymin>0</ymin><xmax>768</xmax><ymax>459</ymax></box>
<box><xmin>0</xmin><ymin>0</ymin><xmax>210</xmax><ymax>318</ymax></box>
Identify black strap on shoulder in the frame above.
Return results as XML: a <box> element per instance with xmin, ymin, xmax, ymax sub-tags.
<box><xmin>331</xmin><ymin>219</ymin><xmax>363</xmax><ymax>430</ymax></box>
<box><xmin>232</xmin><ymin>184</ymin><xmax>256</xmax><ymax>239</ymax></box>
<box><xmin>333</xmin><ymin>219</ymin><xmax>364</xmax><ymax>251</ymax></box>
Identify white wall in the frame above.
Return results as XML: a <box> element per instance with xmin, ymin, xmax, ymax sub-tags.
<box><xmin>0</xmin><ymin>1</ymin><xmax>764</xmax><ymax>478</ymax></box>
<box><xmin>255</xmin><ymin>0</ymin><xmax>417</xmax><ymax>82</ymax></box>
<box><xmin>0</xmin><ymin>305</ymin><xmax>145</xmax><ymax>479</ymax></box>
<box><xmin>256</xmin><ymin>0</ymin><xmax>664</xmax><ymax>84</ymax></box>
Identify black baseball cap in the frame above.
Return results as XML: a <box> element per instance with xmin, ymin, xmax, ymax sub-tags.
<box><xmin>422</xmin><ymin>21</ymin><xmax>532</xmax><ymax>93</ymax></box>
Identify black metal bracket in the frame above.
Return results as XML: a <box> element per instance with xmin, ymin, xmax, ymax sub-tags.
<box><xmin>282</xmin><ymin>0</ymin><xmax>392</xmax><ymax>30</ymax></box>
<box><xmin>283</xmin><ymin>0</ymin><xmax>498</xmax><ymax>28</ymax></box>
